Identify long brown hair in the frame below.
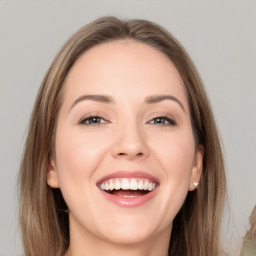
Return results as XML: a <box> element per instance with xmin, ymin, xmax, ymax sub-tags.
<box><xmin>19</xmin><ymin>16</ymin><xmax>226</xmax><ymax>256</ymax></box>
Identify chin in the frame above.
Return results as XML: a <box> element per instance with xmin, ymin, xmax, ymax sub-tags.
<box><xmin>95</xmin><ymin>213</ymin><xmax>164</xmax><ymax>245</ymax></box>
<box><xmin>100</xmin><ymin>227</ymin><xmax>156</xmax><ymax>246</ymax></box>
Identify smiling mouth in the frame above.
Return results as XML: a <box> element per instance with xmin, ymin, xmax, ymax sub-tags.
<box><xmin>98</xmin><ymin>178</ymin><xmax>157</xmax><ymax>198</ymax></box>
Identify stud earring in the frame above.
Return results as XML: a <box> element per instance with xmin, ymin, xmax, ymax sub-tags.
<box><xmin>193</xmin><ymin>182</ymin><xmax>199</xmax><ymax>187</ymax></box>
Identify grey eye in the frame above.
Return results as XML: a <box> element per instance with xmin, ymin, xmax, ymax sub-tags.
<box><xmin>149</xmin><ymin>116</ymin><xmax>176</xmax><ymax>126</ymax></box>
<box><xmin>80</xmin><ymin>116</ymin><xmax>106</xmax><ymax>125</ymax></box>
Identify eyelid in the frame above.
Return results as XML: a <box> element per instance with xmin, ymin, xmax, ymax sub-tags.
<box><xmin>146</xmin><ymin>112</ymin><xmax>177</xmax><ymax>126</ymax></box>
<box><xmin>77</xmin><ymin>112</ymin><xmax>110</xmax><ymax>125</ymax></box>
<box><xmin>79</xmin><ymin>116</ymin><xmax>107</xmax><ymax>125</ymax></box>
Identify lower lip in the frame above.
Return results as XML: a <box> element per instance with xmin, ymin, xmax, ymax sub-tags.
<box><xmin>98</xmin><ymin>187</ymin><xmax>158</xmax><ymax>208</ymax></box>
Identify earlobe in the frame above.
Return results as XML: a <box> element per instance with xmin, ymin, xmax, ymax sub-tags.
<box><xmin>189</xmin><ymin>145</ymin><xmax>204</xmax><ymax>191</ymax></box>
<box><xmin>47</xmin><ymin>157</ymin><xmax>60</xmax><ymax>188</ymax></box>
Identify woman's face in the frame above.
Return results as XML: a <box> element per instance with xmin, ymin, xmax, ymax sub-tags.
<box><xmin>48</xmin><ymin>40</ymin><xmax>203</xmax><ymax>247</ymax></box>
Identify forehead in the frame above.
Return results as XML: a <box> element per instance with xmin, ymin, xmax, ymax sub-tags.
<box><xmin>63</xmin><ymin>40</ymin><xmax>187</xmax><ymax>107</ymax></box>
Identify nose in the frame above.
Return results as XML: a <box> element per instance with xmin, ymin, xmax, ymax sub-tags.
<box><xmin>111</xmin><ymin>123</ymin><xmax>149</xmax><ymax>160</ymax></box>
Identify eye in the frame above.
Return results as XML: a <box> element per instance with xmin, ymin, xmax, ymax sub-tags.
<box><xmin>78</xmin><ymin>115</ymin><xmax>107</xmax><ymax>126</ymax></box>
<box><xmin>148</xmin><ymin>116</ymin><xmax>176</xmax><ymax>126</ymax></box>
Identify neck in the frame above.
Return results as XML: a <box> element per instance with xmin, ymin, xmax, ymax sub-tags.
<box><xmin>65</xmin><ymin>241</ymin><xmax>169</xmax><ymax>256</ymax></box>
<box><xmin>65</xmin><ymin>219</ymin><xmax>171</xmax><ymax>256</ymax></box>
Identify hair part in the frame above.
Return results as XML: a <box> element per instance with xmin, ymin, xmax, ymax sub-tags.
<box><xmin>19</xmin><ymin>16</ymin><xmax>226</xmax><ymax>256</ymax></box>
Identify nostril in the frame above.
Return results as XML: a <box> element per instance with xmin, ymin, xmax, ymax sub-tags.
<box><xmin>118</xmin><ymin>152</ymin><xmax>144</xmax><ymax>157</ymax></box>
<box><xmin>117</xmin><ymin>152</ymin><xmax>144</xmax><ymax>157</ymax></box>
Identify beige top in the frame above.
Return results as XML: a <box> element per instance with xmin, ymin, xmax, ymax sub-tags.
<box><xmin>240</xmin><ymin>205</ymin><xmax>256</xmax><ymax>256</ymax></box>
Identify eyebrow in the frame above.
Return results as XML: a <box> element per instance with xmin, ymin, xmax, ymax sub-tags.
<box><xmin>69</xmin><ymin>94</ymin><xmax>185</xmax><ymax>112</ymax></box>
<box><xmin>70</xmin><ymin>94</ymin><xmax>114</xmax><ymax>111</ymax></box>
<box><xmin>145</xmin><ymin>95</ymin><xmax>185</xmax><ymax>112</ymax></box>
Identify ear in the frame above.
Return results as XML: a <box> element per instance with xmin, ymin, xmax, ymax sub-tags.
<box><xmin>47</xmin><ymin>156</ymin><xmax>60</xmax><ymax>188</ymax></box>
<box><xmin>189</xmin><ymin>145</ymin><xmax>204</xmax><ymax>191</ymax></box>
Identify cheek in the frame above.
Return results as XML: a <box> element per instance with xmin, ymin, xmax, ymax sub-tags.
<box><xmin>153</xmin><ymin>130</ymin><xmax>195</xmax><ymax>173</ymax></box>
<box><xmin>54</xmin><ymin>127</ymin><xmax>109</xmax><ymax>187</ymax></box>
<box><xmin>141</xmin><ymin>130</ymin><xmax>196</xmax><ymax>230</ymax></box>
<box><xmin>151</xmin><ymin>131</ymin><xmax>195</xmax><ymax>197</ymax></box>
<box><xmin>53</xmin><ymin>128</ymin><xmax>111</xmax><ymax>223</ymax></box>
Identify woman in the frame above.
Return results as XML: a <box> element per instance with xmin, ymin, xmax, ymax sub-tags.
<box><xmin>19</xmin><ymin>16</ymin><xmax>226</xmax><ymax>256</ymax></box>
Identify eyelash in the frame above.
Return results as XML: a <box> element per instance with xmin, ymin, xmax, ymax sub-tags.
<box><xmin>78</xmin><ymin>115</ymin><xmax>108</xmax><ymax>126</ymax></box>
<box><xmin>78</xmin><ymin>115</ymin><xmax>176</xmax><ymax>126</ymax></box>
<box><xmin>147</xmin><ymin>116</ymin><xmax>177</xmax><ymax>126</ymax></box>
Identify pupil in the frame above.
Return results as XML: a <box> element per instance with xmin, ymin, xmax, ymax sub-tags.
<box><xmin>156</xmin><ymin>118</ymin><xmax>163</xmax><ymax>123</ymax></box>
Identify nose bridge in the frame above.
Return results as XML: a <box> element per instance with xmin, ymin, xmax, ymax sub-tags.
<box><xmin>112</xmin><ymin>116</ymin><xmax>148</xmax><ymax>159</ymax></box>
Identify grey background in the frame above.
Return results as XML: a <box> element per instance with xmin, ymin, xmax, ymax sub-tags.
<box><xmin>0</xmin><ymin>1</ymin><xmax>255</xmax><ymax>255</ymax></box>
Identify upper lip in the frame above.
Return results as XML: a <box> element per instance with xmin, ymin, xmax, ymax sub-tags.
<box><xmin>96</xmin><ymin>171</ymin><xmax>160</xmax><ymax>186</ymax></box>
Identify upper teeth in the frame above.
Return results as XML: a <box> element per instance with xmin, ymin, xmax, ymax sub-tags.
<box><xmin>99</xmin><ymin>178</ymin><xmax>156</xmax><ymax>191</ymax></box>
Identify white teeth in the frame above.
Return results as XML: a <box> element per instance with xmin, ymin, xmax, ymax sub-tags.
<box><xmin>121</xmin><ymin>178</ymin><xmax>130</xmax><ymax>190</ymax></box>
<box><xmin>143</xmin><ymin>180</ymin><xmax>149</xmax><ymax>190</ymax></box>
<box><xmin>138</xmin><ymin>180</ymin><xmax>144</xmax><ymax>190</ymax></box>
<box><xmin>99</xmin><ymin>178</ymin><xmax>157</xmax><ymax>192</ymax></box>
<box><xmin>114</xmin><ymin>180</ymin><xmax>121</xmax><ymax>190</ymax></box>
<box><xmin>130</xmin><ymin>179</ymin><xmax>137</xmax><ymax>190</ymax></box>
<box><xmin>109</xmin><ymin>180</ymin><xmax>114</xmax><ymax>190</ymax></box>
